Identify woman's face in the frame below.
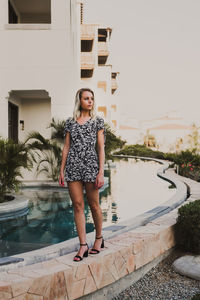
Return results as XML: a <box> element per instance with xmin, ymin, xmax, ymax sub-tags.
<box><xmin>80</xmin><ymin>91</ymin><xmax>94</xmax><ymax>111</ymax></box>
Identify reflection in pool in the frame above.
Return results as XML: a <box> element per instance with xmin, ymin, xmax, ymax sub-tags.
<box><xmin>0</xmin><ymin>158</ymin><xmax>176</xmax><ymax>257</ymax></box>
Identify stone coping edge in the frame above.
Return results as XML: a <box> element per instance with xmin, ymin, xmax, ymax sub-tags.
<box><xmin>0</xmin><ymin>205</ymin><xmax>178</xmax><ymax>299</ymax></box>
<box><xmin>0</xmin><ymin>155</ymin><xmax>187</xmax><ymax>273</ymax></box>
<box><xmin>0</xmin><ymin>195</ymin><xmax>29</xmax><ymax>221</ymax></box>
<box><xmin>79</xmin><ymin>248</ymin><xmax>174</xmax><ymax>300</ymax></box>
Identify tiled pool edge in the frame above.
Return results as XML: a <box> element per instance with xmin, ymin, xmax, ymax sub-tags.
<box><xmin>0</xmin><ymin>156</ymin><xmax>192</xmax><ymax>299</ymax></box>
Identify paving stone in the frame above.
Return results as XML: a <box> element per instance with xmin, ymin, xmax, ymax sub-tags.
<box><xmin>11</xmin><ymin>278</ymin><xmax>32</xmax><ymax>297</ymax></box>
<box><xmin>49</xmin><ymin>271</ymin><xmax>67</xmax><ymax>299</ymax></box>
<box><xmin>0</xmin><ymin>290</ymin><xmax>12</xmax><ymax>300</ymax></box>
<box><xmin>25</xmin><ymin>294</ymin><xmax>43</xmax><ymax>300</ymax></box>
<box><xmin>114</xmin><ymin>251</ymin><xmax>128</xmax><ymax>279</ymax></box>
<box><xmin>88</xmin><ymin>259</ymin><xmax>104</xmax><ymax>289</ymax></box>
<box><xmin>12</xmin><ymin>294</ymin><xmax>26</xmax><ymax>300</ymax></box>
<box><xmin>0</xmin><ymin>281</ymin><xmax>12</xmax><ymax>294</ymax></box>
<box><xmin>74</xmin><ymin>264</ymin><xmax>88</xmax><ymax>281</ymax></box>
<box><xmin>28</xmin><ymin>274</ymin><xmax>52</xmax><ymax>298</ymax></box>
<box><xmin>83</xmin><ymin>268</ymin><xmax>97</xmax><ymax>296</ymax></box>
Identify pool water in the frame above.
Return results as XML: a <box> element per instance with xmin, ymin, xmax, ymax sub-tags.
<box><xmin>0</xmin><ymin>158</ymin><xmax>176</xmax><ymax>257</ymax></box>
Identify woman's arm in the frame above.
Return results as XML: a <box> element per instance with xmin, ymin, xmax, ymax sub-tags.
<box><xmin>59</xmin><ymin>132</ymin><xmax>71</xmax><ymax>186</ymax></box>
<box><xmin>95</xmin><ymin>128</ymin><xmax>105</xmax><ymax>189</ymax></box>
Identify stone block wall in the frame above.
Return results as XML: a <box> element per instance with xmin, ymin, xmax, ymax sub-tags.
<box><xmin>0</xmin><ymin>209</ymin><xmax>177</xmax><ymax>299</ymax></box>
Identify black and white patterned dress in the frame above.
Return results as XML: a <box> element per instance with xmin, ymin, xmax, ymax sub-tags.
<box><xmin>64</xmin><ymin>115</ymin><xmax>106</xmax><ymax>182</ymax></box>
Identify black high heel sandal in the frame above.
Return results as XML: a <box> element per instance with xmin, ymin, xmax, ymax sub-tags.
<box><xmin>89</xmin><ymin>236</ymin><xmax>104</xmax><ymax>254</ymax></box>
<box><xmin>73</xmin><ymin>243</ymin><xmax>89</xmax><ymax>262</ymax></box>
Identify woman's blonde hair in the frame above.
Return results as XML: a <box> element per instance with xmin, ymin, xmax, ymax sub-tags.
<box><xmin>72</xmin><ymin>88</ymin><xmax>97</xmax><ymax>121</ymax></box>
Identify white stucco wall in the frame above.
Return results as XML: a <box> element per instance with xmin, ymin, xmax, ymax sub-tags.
<box><xmin>0</xmin><ymin>0</ymin><xmax>80</xmax><ymax>139</ymax></box>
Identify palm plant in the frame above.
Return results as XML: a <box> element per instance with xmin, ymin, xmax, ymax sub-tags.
<box><xmin>25</xmin><ymin>132</ymin><xmax>62</xmax><ymax>181</ymax></box>
<box><xmin>0</xmin><ymin>138</ymin><xmax>33</xmax><ymax>201</ymax></box>
<box><xmin>48</xmin><ymin>117</ymin><xmax>66</xmax><ymax>141</ymax></box>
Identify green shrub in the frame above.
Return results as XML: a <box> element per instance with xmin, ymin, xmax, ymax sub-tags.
<box><xmin>0</xmin><ymin>138</ymin><xmax>33</xmax><ymax>200</ymax></box>
<box><xmin>191</xmin><ymin>293</ymin><xmax>200</xmax><ymax>300</ymax></box>
<box><xmin>103</xmin><ymin>123</ymin><xmax>126</xmax><ymax>160</ymax></box>
<box><xmin>175</xmin><ymin>200</ymin><xmax>200</xmax><ymax>254</ymax></box>
<box><xmin>167</xmin><ymin>150</ymin><xmax>200</xmax><ymax>167</ymax></box>
<box><xmin>114</xmin><ymin>144</ymin><xmax>165</xmax><ymax>159</ymax></box>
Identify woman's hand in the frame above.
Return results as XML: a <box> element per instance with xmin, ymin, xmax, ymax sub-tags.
<box><xmin>94</xmin><ymin>173</ymin><xmax>104</xmax><ymax>190</ymax></box>
<box><xmin>59</xmin><ymin>171</ymin><xmax>65</xmax><ymax>187</ymax></box>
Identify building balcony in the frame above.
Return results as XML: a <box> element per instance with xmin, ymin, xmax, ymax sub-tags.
<box><xmin>98</xmin><ymin>42</ymin><xmax>109</xmax><ymax>56</ymax></box>
<box><xmin>111</xmin><ymin>78</ymin><xmax>118</xmax><ymax>91</ymax></box>
<box><xmin>81</xmin><ymin>24</ymin><xmax>95</xmax><ymax>40</ymax></box>
<box><xmin>81</xmin><ymin>53</ymin><xmax>95</xmax><ymax>70</ymax></box>
<box><xmin>111</xmin><ymin>72</ymin><xmax>119</xmax><ymax>94</ymax></box>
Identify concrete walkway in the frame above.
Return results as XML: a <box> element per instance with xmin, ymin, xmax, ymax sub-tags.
<box><xmin>166</xmin><ymin>168</ymin><xmax>200</xmax><ymax>200</ymax></box>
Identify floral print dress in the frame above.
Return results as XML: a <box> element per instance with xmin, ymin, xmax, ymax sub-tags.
<box><xmin>64</xmin><ymin>116</ymin><xmax>106</xmax><ymax>182</ymax></box>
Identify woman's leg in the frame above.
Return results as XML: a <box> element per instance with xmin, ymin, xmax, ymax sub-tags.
<box><xmin>84</xmin><ymin>182</ymin><xmax>103</xmax><ymax>252</ymax></box>
<box><xmin>67</xmin><ymin>181</ymin><xmax>88</xmax><ymax>260</ymax></box>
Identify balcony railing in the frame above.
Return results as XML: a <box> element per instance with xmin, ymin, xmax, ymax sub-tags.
<box><xmin>81</xmin><ymin>24</ymin><xmax>95</xmax><ymax>40</ymax></box>
<box><xmin>81</xmin><ymin>53</ymin><xmax>95</xmax><ymax>70</ymax></box>
<box><xmin>98</xmin><ymin>42</ymin><xmax>109</xmax><ymax>56</ymax></box>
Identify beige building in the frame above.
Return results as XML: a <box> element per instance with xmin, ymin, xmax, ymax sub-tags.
<box><xmin>141</xmin><ymin>111</ymin><xmax>193</xmax><ymax>152</ymax></box>
<box><xmin>0</xmin><ymin>0</ymin><xmax>80</xmax><ymax>143</ymax></box>
<box><xmin>118</xmin><ymin>111</ymin><xmax>195</xmax><ymax>151</ymax></box>
<box><xmin>80</xmin><ymin>20</ymin><xmax>119</xmax><ymax>129</ymax></box>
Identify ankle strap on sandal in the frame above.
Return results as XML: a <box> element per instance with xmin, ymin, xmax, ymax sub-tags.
<box><xmin>80</xmin><ymin>243</ymin><xmax>88</xmax><ymax>246</ymax></box>
<box><xmin>95</xmin><ymin>236</ymin><xmax>103</xmax><ymax>239</ymax></box>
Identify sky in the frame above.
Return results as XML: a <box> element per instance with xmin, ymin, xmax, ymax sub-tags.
<box><xmin>83</xmin><ymin>0</ymin><xmax>200</xmax><ymax>124</ymax></box>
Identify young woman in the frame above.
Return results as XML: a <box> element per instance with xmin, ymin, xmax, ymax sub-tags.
<box><xmin>59</xmin><ymin>88</ymin><xmax>106</xmax><ymax>262</ymax></box>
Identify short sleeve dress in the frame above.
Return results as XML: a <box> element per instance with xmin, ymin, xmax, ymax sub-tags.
<box><xmin>64</xmin><ymin>115</ymin><xmax>106</xmax><ymax>182</ymax></box>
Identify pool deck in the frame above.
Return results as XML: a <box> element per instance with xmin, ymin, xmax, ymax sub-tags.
<box><xmin>0</xmin><ymin>157</ymin><xmax>199</xmax><ymax>299</ymax></box>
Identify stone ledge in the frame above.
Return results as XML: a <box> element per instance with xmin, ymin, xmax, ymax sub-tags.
<box><xmin>0</xmin><ymin>156</ymin><xmax>194</xmax><ymax>299</ymax></box>
<box><xmin>0</xmin><ymin>212</ymin><xmax>177</xmax><ymax>300</ymax></box>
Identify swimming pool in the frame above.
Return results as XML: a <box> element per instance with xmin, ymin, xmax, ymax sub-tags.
<box><xmin>0</xmin><ymin>158</ymin><xmax>176</xmax><ymax>257</ymax></box>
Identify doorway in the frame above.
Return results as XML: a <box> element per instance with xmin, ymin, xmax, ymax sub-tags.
<box><xmin>8</xmin><ymin>102</ymin><xmax>18</xmax><ymax>143</ymax></box>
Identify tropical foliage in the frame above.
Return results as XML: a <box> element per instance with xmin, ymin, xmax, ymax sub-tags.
<box><xmin>103</xmin><ymin>123</ymin><xmax>126</xmax><ymax>160</ymax></box>
<box><xmin>0</xmin><ymin>138</ymin><xmax>33</xmax><ymax>200</ymax></box>
<box><xmin>48</xmin><ymin>117</ymin><xmax>66</xmax><ymax>141</ymax></box>
<box><xmin>25</xmin><ymin>132</ymin><xmax>62</xmax><ymax>181</ymax></box>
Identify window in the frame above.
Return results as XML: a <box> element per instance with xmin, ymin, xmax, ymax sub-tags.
<box><xmin>81</xmin><ymin>40</ymin><xmax>93</xmax><ymax>52</ymax></box>
<box><xmin>8</xmin><ymin>0</ymin><xmax>51</xmax><ymax>24</ymax></box>
<box><xmin>81</xmin><ymin>70</ymin><xmax>93</xmax><ymax>78</ymax></box>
